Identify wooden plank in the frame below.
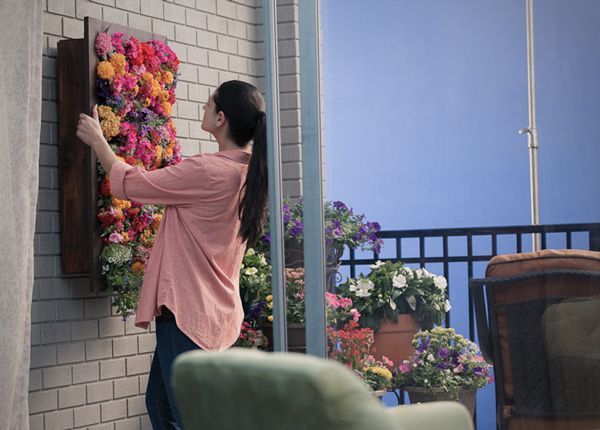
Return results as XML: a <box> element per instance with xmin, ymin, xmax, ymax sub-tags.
<box><xmin>57</xmin><ymin>38</ymin><xmax>91</xmax><ymax>276</ymax></box>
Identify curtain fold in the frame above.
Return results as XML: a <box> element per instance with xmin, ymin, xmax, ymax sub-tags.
<box><xmin>0</xmin><ymin>0</ymin><xmax>43</xmax><ymax>428</ymax></box>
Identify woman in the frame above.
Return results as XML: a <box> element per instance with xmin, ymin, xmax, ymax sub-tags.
<box><xmin>76</xmin><ymin>80</ymin><xmax>268</xmax><ymax>429</ymax></box>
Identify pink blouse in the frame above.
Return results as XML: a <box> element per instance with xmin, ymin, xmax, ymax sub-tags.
<box><xmin>109</xmin><ymin>150</ymin><xmax>251</xmax><ymax>351</ymax></box>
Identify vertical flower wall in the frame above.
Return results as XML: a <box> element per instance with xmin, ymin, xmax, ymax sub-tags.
<box><xmin>93</xmin><ymin>31</ymin><xmax>182</xmax><ymax>317</ymax></box>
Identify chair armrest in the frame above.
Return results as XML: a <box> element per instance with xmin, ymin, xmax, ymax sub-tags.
<box><xmin>385</xmin><ymin>401</ymin><xmax>474</xmax><ymax>430</ymax></box>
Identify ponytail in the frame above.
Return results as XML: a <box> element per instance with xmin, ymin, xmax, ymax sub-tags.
<box><xmin>239</xmin><ymin>112</ymin><xmax>268</xmax><ymax>246</ymax></box>
<box><xmin>213</xmin><ymin>80</ymin><xmax>268</xmax><ymax>246</ymax></box>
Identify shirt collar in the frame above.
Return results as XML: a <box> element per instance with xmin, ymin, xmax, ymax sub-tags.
<box><xmin>215</xmin><ymin>150</ymin><xmax>252</xmax><ymax>164</ymax></box>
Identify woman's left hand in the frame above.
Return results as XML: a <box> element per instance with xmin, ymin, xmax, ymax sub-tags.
<box><xmin>76</xmin><ymin>105</ymin><xmax>105</xmax><ymax>149</ymax></box>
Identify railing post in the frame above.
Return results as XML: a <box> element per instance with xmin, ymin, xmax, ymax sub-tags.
<box><xmin>590</xmin><ymin>226</ymin><xmax>600</xmax><ymax>252</ymax></box>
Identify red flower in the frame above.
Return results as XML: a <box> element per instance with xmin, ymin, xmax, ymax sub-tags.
<box><xmin>100</xmin><ymin>178</ymin><xmax>112</xmax><ymax>196</ymax></box>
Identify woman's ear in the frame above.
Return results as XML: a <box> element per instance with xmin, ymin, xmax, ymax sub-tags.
<box><xmin>216</xmin><ymin>111</ymin><xmax>226</xmax><ymax>128</ymax></box>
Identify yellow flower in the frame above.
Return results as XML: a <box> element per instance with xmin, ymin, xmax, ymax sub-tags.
<box><xmin>97</xmin><ymin>105</ymin><xmax>114</xmax><ymax>120</ymax></box>
<box><xmin>164</xmin><ymin>145</ymin><xmax>174</xmax><ymax>159</ymax></box>
<box><xmin>100</xmin><ymin>118</ymin><xmax>120</xmax><ymax>140</ymax></box>
<box><xmin>245</xmin><ymin>248</ymin><xmax>255</xmax><ymax>257</ymax></box>
<box><xmin>267</xmin><ymin>315</ymin><xmax>273</xmax><ymax>322</ymax></box>
<box><xmin>144</xmin><ymin>98</ymin><xmax>152</xmax><ymax>107</ymax></box>
<box><xmin>367</xmin><ymin>366</ymin><xmax>393</xmax><ymax>381</ymax></box>
<box><xmin>97</xmin><ymin>105</ymin><xmax>121</xmax><ymax>140</ymax></box>
<box><xmin>267</xmin><ymin>303</ymin><xmax>273</xmax><ymax>309</ymax></box>
<box><xmin>266</xmin><ymin>295</ymin><xmax>273</xmax><ymax>302</ymax></box>
<box><xmin>109</xmin><ymin>53</ymin><xmax>126</xmax><ymax>75</ymax></box>
<box><xmin>97</xmin><ymin>61</ymin><xmax>115</xmax><ymax>80</ymax></box>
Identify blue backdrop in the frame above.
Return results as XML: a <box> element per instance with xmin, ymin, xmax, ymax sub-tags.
<box><xmin>321</xmin><ymin>1</ymin><xmax>600</xmax><ymax>428</ymax></box>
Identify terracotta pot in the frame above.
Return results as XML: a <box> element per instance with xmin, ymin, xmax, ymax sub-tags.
<box><xmin>372</xmin><ymin>315</ymin><xmax>420</xmax><ymax>366</ymax></box>
<box><xmin>262</xmin><ymin>322</ymin><xmax>306</xmax><ymax>353</ymax></box>
<box><xmin>404</xmin><ymin>386</ymin><xmax>477</xmax><ymax>417</ymax></box>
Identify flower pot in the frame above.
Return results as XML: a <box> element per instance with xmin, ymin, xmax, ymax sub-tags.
<box><xmin>372</xmin><ymin>315</ymin><xmax>420</xmax><ymax>366</ymax></box>
<box><xmin>262</xmin><ymin>322</ymin><xmax>306</xmax><ymax>353</ymax></box>
<box><xmin>404</xmin><ymin>386</ymin><xmax>477</xmax><ymax>417</ymax></box>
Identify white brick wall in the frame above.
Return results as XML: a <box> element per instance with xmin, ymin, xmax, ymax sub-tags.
<box><xmin>33</xmin><ymin>0</ymin><xmax>304</xmax><ymax>428</ymax></box>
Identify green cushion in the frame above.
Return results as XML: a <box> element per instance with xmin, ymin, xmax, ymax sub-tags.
<box><xmin>172</xmin><ymin>348</ymin><xmax>473</xmax><ymax>430</ymax></box>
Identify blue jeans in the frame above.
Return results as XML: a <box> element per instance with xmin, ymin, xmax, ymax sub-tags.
<box><xmin>146</xmin><ymin>310</ymin><xmax>200</xmax><ymax>429</ymax></box>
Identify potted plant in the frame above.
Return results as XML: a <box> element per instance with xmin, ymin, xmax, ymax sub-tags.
<box><xmin>246</xmin><ymin>266</ymin><xmax>362</xmax><ymax>352</ymax></box>
<box><xmin>258</xmin><ymin>199</ymin><xmax>383</xmax><ymax>288</ymax></box>
<box><xmin>394</xmin><ymin>327</ymin><xmax>493</xmax><ymax>417</ymax></box>
<box><xmin>326</xmin><ymin>320</ymin><xmax>395</xmax><ymax>396</ymax></box>
<box><xmin>337</xmin><ymin>260</ymin><xmax>451</xmax><ymax>364</ymax></box>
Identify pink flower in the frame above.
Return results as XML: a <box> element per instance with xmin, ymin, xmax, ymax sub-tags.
<box><xmin>453</xmin><ymin>364</ymin><xmax>464</xmax><ymax>374</ymax></box>
<box><xmin>111</xmin><ymin>32</ymin><xmax>126</xmax><ymax>54</ymax></box>
<box><xmin>399</xmin><ymin>363</ymin><xmax>411</xmax><ymax>374</ymax></box>
<box><xmin>350</xmin><ymin>308</ymin><xmax>360</xmax><ymax>322</ymax></box>
<box><xmin>108</xmin><ymin>232</ymin><xmax>123</xmax><ymax>243</ymax></box>
<box><xmin>382</xmin><ymin>356</ymin><xmax>394</xmax><ymax>367</ymax></box>
<box><xmin>95</xmin><ymin>32</ymin><xmax>113</xmax><ymax>57</ymax></box>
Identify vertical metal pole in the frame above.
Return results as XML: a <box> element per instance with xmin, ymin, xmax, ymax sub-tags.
<box><xmin>299</xmin><ymin>0</ymin><xmax>327</xmax><ymax>357</ymax></box>
<box><xmin>263</xmin><ymin>0</ymin><xmax>287</xmax><ymax>352</ymax></box>
<box><xmin>524</xmin><ymin>0</ymin><xmax>541</xmax><ymax>251</ymax></box>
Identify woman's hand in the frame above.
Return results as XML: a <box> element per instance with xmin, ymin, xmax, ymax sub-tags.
<box><xmin>76</xmin><ymin>105</ymin><xmax>105</xmax><ymax>149</ymax></box>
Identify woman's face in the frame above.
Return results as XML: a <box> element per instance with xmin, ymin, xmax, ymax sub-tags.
<box><xmin>201</xmin><ymin>93</ymin><xmax>221</xmax><ymax>133</ymax></box>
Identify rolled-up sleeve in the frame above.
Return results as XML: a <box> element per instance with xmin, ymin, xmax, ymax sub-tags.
<box><xmin>108</xmin><ymin>157</ymin><xmax>205</xmax><ymax>205</ymax></box>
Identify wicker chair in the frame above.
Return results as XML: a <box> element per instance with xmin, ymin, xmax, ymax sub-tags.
<box><xmin>470</xmin><ymin>249</ymin><xmax>600</xmax><ymax>430</ymax></box>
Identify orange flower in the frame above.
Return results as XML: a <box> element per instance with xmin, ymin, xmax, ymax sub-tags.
<box><xmin>161</xmin><ymin>101</ymin><xmax>172</xmax><ymax>116</ymax></box>
<box><xmin>131</xmin><ymin>261</ymin><xmax>145</xmax><ymax>275</ymax></box>
<box><xmin>109</xmin><ymin>53</ymin><xmax>127</xmax><ymax>75</ymax></box>
<box><xmin>163</xmin><ymin>71</ymin><xmax>174</xmax><ymax>85</ymax></box>
<box><xmin>96</xmin><ymin>61</ymin><xmax>115</xmax><ymax>80</ymax></box>
<box><xmin>111</xmin><ymin>197</ymin><xmax>131</xmax><ymax>210</ymax></box>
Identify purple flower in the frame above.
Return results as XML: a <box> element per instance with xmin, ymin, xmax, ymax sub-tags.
<box><xmin>436</xmin><ymin>362</ymin><xmax>449</xmax><ymax>370</ymax></box>
<box><xmin>333</xmin><ymin>201</ymin><xmax>348</xmax><ymax>212</ymax></box>
<box><xmin>437</xmin><ymin>348</ymin><xmax>450</xmax><ymax>358</ymax></box>
<box><xmin>473</xmin><ymin>367</ymin><xmax>486</xmax><ymax>377</ymax></box>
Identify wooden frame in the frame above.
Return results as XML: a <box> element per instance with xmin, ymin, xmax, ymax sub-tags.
<box><xmin>57</xmin><ymin>17</ymin><xmax>166</xmax><ymax>290</ymax></box>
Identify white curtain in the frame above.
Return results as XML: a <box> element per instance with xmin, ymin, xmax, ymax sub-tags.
<box><xmin>0</xmin><ymin>1</ymin><xmax>43</xmax><ymax>428</ymax></box>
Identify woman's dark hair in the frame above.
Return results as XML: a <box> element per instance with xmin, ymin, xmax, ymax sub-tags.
<box><xmin>213</xmin><ymin>80</ymin><xmax>268</xmax><ymax>246</ymax></box>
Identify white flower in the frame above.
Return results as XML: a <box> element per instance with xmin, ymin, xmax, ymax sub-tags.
<box><xmin>259</xmin><ymin>255</ymin><xmax>267</xmax><ymax>266</ymax></box>
<box><xmin>444</xmin><ymin>299</ymin><xmax>452</xmax><ymax>312</ymax></box>
<box><xmin>427</xmin><ymin>354</ymin><xmax>435</xmax><ymax>362</ymax></box>
<box><xmin>406</xmin><ymin>295</ymin><xmax>417</xmax><ymax>311</ymax></box>
<box><xmin>244</xmin><ymin>267</ymin><xmax>258</xmax><ymax>276</ymax></box>
<box><xmin>434</xmin><ymin>276</ymin><xmax>447</xmax><ymax>291</ymax></box>
<box><xmin>402</xmin><ymin>266</ymin><xmax>413</xmax><ymax>275</ymax></box>
<box><xmin>245</xmin><ymin>248</ymin><xmax>255</xmax><ymax>257</ymax></box>
<box><xmin>415</xmin><ymin>267</ymin><xmax>433</xmax><ymax>279</ymax></box>
<box><xmin>392</xmin><ymin>273</ymin><xmax>407</xmax><ymax>290</ymax></box>
<box><xmin>370</xmin><ymin>260</ymin><xmax>385</xmax><ymax>270</ymax></box>
<box><xmin>389</xmin><ymin>299</ymin><xmax>397</xmax><ymax>310</ymax></box>
<box><xmin>352</xmin><ymin>278</ymin><xmax>374</xmax><ymax>297</ymax></box>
